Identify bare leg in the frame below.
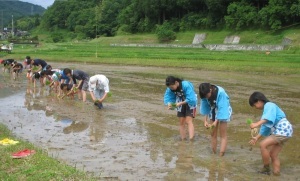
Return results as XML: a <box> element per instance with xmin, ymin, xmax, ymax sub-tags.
<box><xmin>210</xmin><ymin>121</ymin><xmax>218</xmax><ymax>154</ymax></box>
<box><xmin>185</xmin><ymin>116</ymin><xmax>194</xmax><ymax>140</ymax></box>
<box><xmin>82</xmin><ymin>90</ymin><xmax>86</xmax><ymax>102</ymax></box>
<box><xmin>179</xmin><ymin>117</ymin><xmax>186</xmax><ymax>141</ymax></box>
<box><xmin>219</xmin><ymin>122</ymin><xmax>228</xmax><ymax>156</ymax></box>
<box><xmin>77</xmin><ymin>90</ymin><xmax>82</xmax><ymax>100</ymax></box>
<box><xmin>270</xmin><ymin>144</ymin><xmax>283</xmax><ymax>175</ymax></box>
<box><xmin>260</xmin><ymin>137</ymin><xmax>277</xmax><ymax>167</ymax></box>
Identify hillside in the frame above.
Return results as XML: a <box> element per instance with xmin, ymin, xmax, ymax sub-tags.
<box><xmin>38</xmin><ymin>0</ymin><xmax>300</xmax><ymax>40</ymax></box>
<box><xmin>0</xmin><ymin>1</ymin><xmax>45</xmax><ymax>29</ymax></box>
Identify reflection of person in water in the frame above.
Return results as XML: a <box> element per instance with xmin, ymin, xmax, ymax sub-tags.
<box><xmin>89</xmin><ymin>112</ymin><xmax>105</xmax><ymax>142</ymax></box>
<box><xmin>24</xmin><ymin>86</ymin><xmax>53</xmax><ymax>117</ymax></box>
<box><xmin>207</xmin><ymin>157</ymin><xmax>226</xmax><ymax>181</ymax></box>
<box><xmin>165</xmin><ymin>142</ymin><xmax>198</xmax><ymax>180</ymax></box>
<box><xmin>63</xmin><ymin>121</ymin><xmax>89</xmax><ymax>134</ymax></box>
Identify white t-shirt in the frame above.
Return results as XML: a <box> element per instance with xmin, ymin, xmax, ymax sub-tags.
<box><xmin>88</xmin><ymin>75</ymin><xmax>109</xmax><ymax>92</ymax></box>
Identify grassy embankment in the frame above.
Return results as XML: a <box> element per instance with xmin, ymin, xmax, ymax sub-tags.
<box><xmin>2</xmin><ymin>29</ymin><xmax>300</xmax><ymax>75</ymax></box>
<box><xmin>0</xmin><ymin>124</ymin><xmax>95</xmax><ymax>180</ymax></box>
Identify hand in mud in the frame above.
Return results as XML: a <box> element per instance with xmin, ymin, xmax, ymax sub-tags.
<box><xmin>211</xmin><ymin>121</ymin><xmax>218</xmax><ymax>128</ymax></box>
<box><xmin>94</xmin><ymin>99</ymin><xmax>102</xmax><ymax>104</ymax></box>
<box><xmin>57</xmin><ymin>94</ymin><xmax>62</xmax><ymax>99</ymax></box>
<box><xmin>249</xmin><ymin>137</ymin><xmax>257</xmax><ymax>145</ymax></box>
<box><xmin>204</xmin><ymin>121</ymin><xmax>210</xmax><ymax>128</ymax></box>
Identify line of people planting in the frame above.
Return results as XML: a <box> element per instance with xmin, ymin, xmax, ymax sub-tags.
<box><xmin>1</xmin><ymin>56</ymin><xmax>294</xmax><ymax>176</ymax></box>
<box><xmin>163</xmin><ymin>76</ymin><xmax>293</xmax><ymax>176</ymax></box>
<box><xmin>0</xmin><ymin>56</ymin><xmax>109</xmax><ymax>109</ymax></box>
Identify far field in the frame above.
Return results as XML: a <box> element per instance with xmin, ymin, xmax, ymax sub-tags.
<box><xmin>1</xmin><ymin>29</ymin><xmax>300</xmax><ymax>75</ymax></box>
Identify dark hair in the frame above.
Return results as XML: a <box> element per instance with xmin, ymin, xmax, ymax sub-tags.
<box><xmin>199</xmin><ymin>83</ymin><xmax>211</xmax><ymax>99</ymax></box>
<box><xmin>45</xmin><ymin>64</ymin><xmax>52</xmax><ymax>70</ymax></box>
<box><xmin>165</xmin><ymin>76</ymin><xmax>182</xmax><ymax>86</ymax></box>
<box><xmin>60</xmin><ymin>83</ymin><xmax>68</xmax><ymax>90</ymax></box>
<box><xmin>26</xmin><ymin>56</ymin><xmax>30</xmax><ymax>59</ymax></box>
<box><xmin>40</xmin><ymin>70</ymin><xmax>47</xmax><ymax>77</ymax></box>
<box><xmin>44</xmin><ymin>70</ymin><xmax>54</xmax><ymax>75</ymax></box>
<box><xmin>63</xmin><ymin>68</ymin><xmax>72</xmax><ymax>75</ymax></box>
<box><xmin>26</xmin><ymin>59</ymin><xmax>32</xmax><ymax>65</ymax></box>
<box><xmin>249</xmin><ymin>91</ymin><xmax>270</xmax><ymax>106</ymax></box>
<box><xmin>33</xmin><ymin>72</ymin><xmax>40</xmax><ymax>79</ymax></box>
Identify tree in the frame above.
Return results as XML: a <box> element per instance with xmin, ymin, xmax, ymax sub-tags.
<box><xmin>97</xmin><ymin>0</ymin><xmax>124</xmax><ymax>36</ymax></box>
<box><xmin>258</xmin><ymin>0</ymin><xmax>297</xmax><ymax>30</ymax></box>
<box><xmin>225</xmin><ymin>1</ymin><xmax>258</xmax><ymax>30</ymax></box>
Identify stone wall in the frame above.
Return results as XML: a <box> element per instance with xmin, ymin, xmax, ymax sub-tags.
<box><xmin>205</xmin><ymin>44</ymin><xmax>285</xmax><ymax>51</ymax></box>
<box><xmin>110</xmin><ymin>43</ymin><xmax>284</xmax><ymax>51</ymax></box>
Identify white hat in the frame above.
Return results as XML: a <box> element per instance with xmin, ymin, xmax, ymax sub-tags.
<box><xmin>89</xmin><ymin>76</ymin><xmax>97</xmax><ymax>89</ymax></box>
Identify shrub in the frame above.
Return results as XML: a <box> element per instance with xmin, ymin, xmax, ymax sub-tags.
<box><xmin>51</xmin><ymin>32</ymin><xmax>64</xmax><ymax>43</ymax></box>
<box><xmin>155</xmin><ymin>21</ymin><xmax>176</xmax><ymax>43</ymax></box>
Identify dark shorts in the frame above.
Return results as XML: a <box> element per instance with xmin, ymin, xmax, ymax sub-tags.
<box><xmin>79</xmin><ymin>78</ymin><xmax>89</xmax><ymax>91</ymax></box>
<box><xmin>13</xmin><ymin>68</ymin><xmax>23</xmax><ymax>73</ymax></box>
<box><xmin>177</xmin><ymin>104</ymin><xmax>196</xmax><ymax>118</ymax></box>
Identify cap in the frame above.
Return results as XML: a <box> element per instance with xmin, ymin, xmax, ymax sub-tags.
<box><xmin>89</xmin><ymin>76</ymin><xmax>97</xmax><ymax>89</ymax></box>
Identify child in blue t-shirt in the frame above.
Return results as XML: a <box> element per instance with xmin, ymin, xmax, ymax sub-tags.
<box><xmin>199</xmin><ymin>83</ymin><xmax>232</xmax><ymax>156</ymax></box>
<box><xmin>248</xmin><ymin>92</ymin><xmax>293</xmax><ymax>176</ymax></box>
<box><xmin>164</xmin><ymin>76</ymin><xmax>197</xmax><ymax>141</ymax></box>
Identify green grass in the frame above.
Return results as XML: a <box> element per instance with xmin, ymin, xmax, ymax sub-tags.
<box><xmin>4</xmin><ymin>42</ymin><xmax>299</xmax><ymax>75</ymax></box>
<box><xmin>1</xmin><ymin>29</ymin><xmax>300</xmax><ymax>75</ymax></box>
<box><xmin>0</xmin><ymin>124</ymin><xmax>95</xmax><ymax>180</ymax></box>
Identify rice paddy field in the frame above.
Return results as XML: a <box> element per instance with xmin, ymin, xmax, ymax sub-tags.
<box><xmin>0</xmin><ymin>31</ymin><xmax>300</xmax><ymax>180</ymax></box>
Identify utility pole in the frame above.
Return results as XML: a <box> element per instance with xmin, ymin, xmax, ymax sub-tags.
<box><xmin>0</xmin><ymin>10</ymin><xmax>3</xmax><ymax>33</ymax></box>
<box><xmin>11</xmin><ymin>14</ymin><xmax>14</xmax><ymax>37</ymax></box>
<box><xmin>95</xmin><ymin>6</ymin><xmax>98</xmax><ymax>58</ymax></box>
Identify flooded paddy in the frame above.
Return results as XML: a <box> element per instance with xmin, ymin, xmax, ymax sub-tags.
<box><xmin>0</xmin><ymin>63</ymin><xmax>299</xmax><ymax>180</ymax></box>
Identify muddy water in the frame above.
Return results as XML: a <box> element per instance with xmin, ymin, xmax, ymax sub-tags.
<box><xmin>0</xmin><ymin>63</ymin><xmax>299</xmax><ymax>181</ymax></box>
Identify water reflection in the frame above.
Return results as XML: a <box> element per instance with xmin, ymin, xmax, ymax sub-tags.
<box><xmin>207</xmin><ymin>157</ymin><xmax>226</xmax><ymax>181</ymax></box>
<box><xmin>63</xmin><ymin>121</ymin><xmax>89</xmax><ymax>134</ymax></box>
<box><xmin>165</xmin><ymin>142</ymin><xmax>196</xmax><ymax>180</ymax></box>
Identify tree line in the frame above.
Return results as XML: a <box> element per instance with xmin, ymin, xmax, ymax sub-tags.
<box><xmin>17</xmin><ymin>0</ymin><xmax>300</xmax><ymax>41</ymax></box>
<box><xmin>0</xmin><ymin>1</ymin><xmax>44</xmax><ymax>31</ymax></box>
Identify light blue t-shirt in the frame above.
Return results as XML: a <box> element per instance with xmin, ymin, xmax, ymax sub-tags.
<box><xmin>163</xmin><ymin>80</ymin><xmax>197</xmax><ymax>111</ymax></box>
<box><xmin>199</xmin><ymin>86</ymin><xmax>232</xmax><ymax>121</ymax></box>
<box><xmin>259</xmin><ymin>102</ymin><xmax>293</xmax><ymax>137</ymax></box>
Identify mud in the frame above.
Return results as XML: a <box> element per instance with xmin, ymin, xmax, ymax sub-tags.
<box><xmin>0</xmin><ymin>63</ymin><xmax>299</xmax><ymax>180</ymax></box>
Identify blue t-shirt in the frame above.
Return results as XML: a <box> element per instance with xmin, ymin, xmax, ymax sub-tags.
<box><xmin>259</xmin><ymin>102</ymin><xmax>293</xmax><ymax>137</ymax></box>
<box><xmin>199</xmin><ymin>86</ymin><xmax>232</xmax><ymax>121</ymax></box>
<box><xmin>164</xmin><ymin>80</ymin><xmax>197</xmax><ymax>111</ymax></box>
<box><xmin>59</xmin><ymin>70</ymin><xmax>70</xmax><ymax>81</ymax></box>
